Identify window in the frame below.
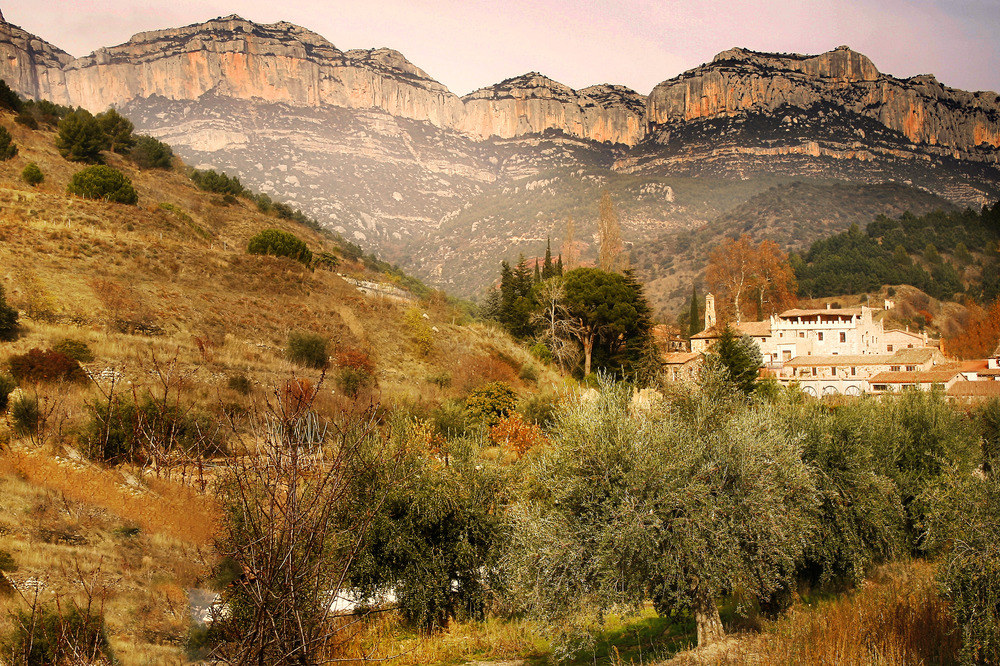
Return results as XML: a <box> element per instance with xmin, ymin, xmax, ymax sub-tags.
<box><xmin>840</xmin><ymin>332</ymin><xmax>846</xmax><ymax>343</ymax></box>
<box><xmin>812</xmin><ymin>367</ymin><xmax>817</xmax><ymax>376</ymax></box>
<box><xmin>799</xmin><ymin>332</ymin><xmax>805</xmax><ymax>338</ymax></box>
<box><xmin>891</xmin><ymin>366</ymin><xmax>901</xmax><ymax>372</ymax></box>
<box><xmin>906</xmin><ymin>365</ymin><xmax>916</xmax><ymax>372</ymax></box>
<box><xmin>851</xmin><ymin>367</ymin><xmax>856</xmax><ymax>376</ymax></box>
<box><xmin>783</xmin><ymin>350</ymin><xmax>792</xmax><ymax>361</ymax></box>
<box><xmin>887</xmin><ymin>344</ymin><xmax>894</xmax><ymax>352</ymax></box>
<box><xmin>818</xmin><ymin>332</ymin><xmax>824</xmax><ymax>341</ymax></box>
<box><xmin>873</xmin><ymin>384</ymin><xmax>889</xmax><ymax>392</ymax></box>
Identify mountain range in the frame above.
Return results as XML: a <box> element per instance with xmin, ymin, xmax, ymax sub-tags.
<box><xmin>2</xmin><ymin>11</ymin><xmax>998</xmax><ymax>315</ymax></box>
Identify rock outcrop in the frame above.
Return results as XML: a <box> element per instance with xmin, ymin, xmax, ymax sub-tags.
<box><xmin>648</xmin><ymin>46</ymin><xmax>1000</xmax><ymax>155</ymax></box>
<box><xmin>0</xmin><ymin>14</ymin><xmax>642</xmax><ymax>144</ymax></box>
<box><xmin>460</xmin><ymin>74</ymin><xmax>645</xmax><ymax>145</ymax></box>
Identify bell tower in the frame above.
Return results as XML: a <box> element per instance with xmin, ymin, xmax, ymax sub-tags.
<box><xmin>704</xmin><ymin>293</ymin><xmax>716</xmax><ymax>331</ymax></box>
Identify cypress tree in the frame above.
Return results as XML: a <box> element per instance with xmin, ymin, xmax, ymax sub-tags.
<box><xmin>556</xmin><ymin>254</ymin><xmax>563</xmax><ymax>276</ymax></box>
<box><xmin>543</xmin><ymin>237</ymin><xmax>554</xmax><ymax>279</ymax></box>
<box><xmin>513</xmin><ymin>255</ymin><xmax>532</xmax><ymax>298</ymax></box>
<box><xmin>534</xmin><ymin>259</ymin><xmax>541</xmax><ymax>283</ymax></box>
<box><xmin>688</xmin><ymin>286</ymin><xmax>700</xmax><ymax>339</ymax></box>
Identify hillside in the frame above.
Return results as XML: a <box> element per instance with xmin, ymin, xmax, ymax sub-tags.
<box><xmin>2</xmin><ymin>14</ymin><xmax>998</xmax><ymax>313</ymax></box>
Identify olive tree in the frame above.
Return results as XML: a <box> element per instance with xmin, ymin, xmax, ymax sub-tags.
<box><xmin>508</xmin><ymin>377</ymin><xmax>816</xmax><ymax>648</ymax></box>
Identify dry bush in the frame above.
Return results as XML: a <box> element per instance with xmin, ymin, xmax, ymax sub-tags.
<box><xmin>489</xmin><ymin>412</ymin><xmax>546</xmax><ymax>457</ymax></box>
<box><xmin>453</xmin><ymin>353</ymin><xmax>518</xmax><ymax>393</ymax></box>
<box><xmin>723</xmin><ymin>561</ymin><xmax>960</xmax><ymax>665</ymax></box>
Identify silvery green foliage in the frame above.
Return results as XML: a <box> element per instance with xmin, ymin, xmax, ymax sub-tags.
<box><xmin>507</xmin><ymin>376</ymin><xmax>816</xmax><ymax>641</ymax></box>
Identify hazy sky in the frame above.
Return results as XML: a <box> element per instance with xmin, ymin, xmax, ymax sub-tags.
<box><xmin>6</xmin><ymin>0</ymin><xmax>999</xmax><ymax>96</ymax></box>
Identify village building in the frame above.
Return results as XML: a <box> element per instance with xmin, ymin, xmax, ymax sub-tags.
<box><xmin>882</xmin><ymin>327</ymin><xmax>929</xmax><ymax>353</ymax></box>
<box><xmin>776</xmin><ymin>348</ymin><xmax>949</xmax><ymax>396</ymax></box>
<box><xmin>662</xmin><ymin>352</ymin><xmax>702</xmax><ymax>382</ymax></box>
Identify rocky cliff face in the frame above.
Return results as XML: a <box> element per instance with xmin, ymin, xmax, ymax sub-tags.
<box><xmin>0</xmin><ymin>14</ymin><xmax>642</xmax><ymax>144</ymax></box>
<box><xmin>648</xmin><ymin>46</ymin><xmax>1000</xmax><ymax>155</ymax></box>
<box><xmin>0</xmin><ymin>14</ymin><xmax>72</xmax><ymax>102</ymax></box>
<box><xmin>460</xmin><ymin>74</ymin><xmax>645</xmax><ymax>145</ymax></box>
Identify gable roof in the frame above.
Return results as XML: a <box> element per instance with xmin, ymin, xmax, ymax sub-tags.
<box><xmin>778</xmin><ymin>308</ymin><xmax>864</xmax><ymax>318</ymax></box>
<box><xmin>691</xmin><ymin>320</ymin><xmax>772</xmax><ymax>340</ymax></box>
<box><xmin>869</xmin><ymin>365</ymin><xmax>963</xmax><ymax>384</ymax></box>
<box><xmin>784</xmin><ymin>354</ymin><xmax>894</xmax><ymax>367</ymax></box>
<box><xmin>662</xmin><ymin>352</ymin><xmax>701</xmax><ymax>365</ymax></box>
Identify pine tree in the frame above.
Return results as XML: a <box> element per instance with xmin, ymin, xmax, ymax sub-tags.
<box><xmin>0</xmin><ymin>126</ymin><xmax>17</xmax><ymax>161</ymax></box>
<box><xmin>56</xmin><ymin>109</ymin><xmax>106</xmax><ymax>163</ymax></box>
<box><xmin>688</xmin><ymin>286</ymin><xmax>700</xmax><ymax>339</ymax></box>
<box><xmin>513</xmin><ymin>255</ymin><xmax>532</xmax><ymax>298</ymax></box>
<box><xmin>96</xmin><ymin>108</ymin><xmax>135</xmax><ymax>154</ymax></box>
<box><xmin>534</xmin><ymin>259</ymin><xmax>541</xmax><ymax>283</ymax></box>
<box><xmin>543</xmin><ymin>237</ymin><xmax>554</xmax><ymax>279</ymax></box>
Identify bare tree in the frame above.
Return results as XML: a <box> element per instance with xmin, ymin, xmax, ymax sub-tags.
<box><xmin>598</xmin><ymin>191</ymin><xmax>626</xmax><ymax>273</ymax></box>
<box><xmin>531</xmin><ymin>277</ymin><xmax>580</xmax><ymax>372</ymax></box>
<box><xmin>211</xmin><ymin>381</ymin><xmax>400</xmax><ymax>665</ymax></box>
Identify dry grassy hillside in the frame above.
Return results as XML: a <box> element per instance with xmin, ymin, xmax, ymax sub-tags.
<box><xmin>0</xmin><ymin>112</ymin><xmax>563</xmax><ymax>663</ymax></box>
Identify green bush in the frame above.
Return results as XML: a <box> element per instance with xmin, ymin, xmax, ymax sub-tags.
<box><xmin>519</xmin><ymin>391</ymin><xmax>560</xmax><ymax>430</ymax></box>
<box><xmin>21</xmin><ymin>162</ymin><xmax>43</xmax><ymax>186</ymax></box>
<box><xmin>4</xmin><ymin>602</ymin><xmax>115</xmax><ymax>665</ymax></box>
<box><xmin>51</xmin><ymin>338</ymin><xmax>94</xmax><ymax>363</ymax></box>
<box><xmin>14</xmin><ymin>111</ymin><xmax>37</xmax><ymax>129</ymax></box>
<box><xmin>227</xmin><ymin>374</ymin><xmax>253</xmax><ymax>396</ymax></box>
<box><xmin>247</xmin><ymin>229</ymin><xmax>312</xmax><ymax>265</ymax></box>
<box><xmin>130</xmin><ymin>134</ymin><xmax>173</xmax><ymax>169</ymax></box>
<box><xmin>0</xmin><ymin>286</ymin><xmax>18</xmax><ymax>341</ymax></box>
<box><xmin>0</xmin><ymin>79</ymin><xmax>22</xmax><ymax>112</ymax></box>
<box><xmin>518</xmin><ymin>362</ymin><xmax>539</xmax><ymax>383</ymax></box>
<box><xmin>0</xmin><ymin>549</ymin><xmax>16</xmax><ymax>572</ymax></box>
<box><xmin>529</xmin><ymin>341</ymin><xmax>554</xmax><ymax>364</ymax></box>
<box><xmin>95</xmin><ymin>108</ymin><xmax>135</xmax><ymax>154</ymax></box>
<box><xmin>190</xmin><ymin>169</ymin><xmax>245</xmax><ymax>196</ymax></box>
<box><xmin>286</xmin><ymin>332</ymin><xmax>328</xmax><ymax>369</ymax></box>
<box><xmin>0</xmin><ymin>126</ymin><xmax>17</xmax><ymax>161</ymax></box>
<box><xmin>10</xmin><ymin>394</ymin><xmax>39</xmax><ymax>436</ymax></box>
<box><xmin>67</xmin><ymin>165</ymin><xmax>138</xmax><ymax>204</ymax></box>
<box><xmin>465</xmin><ymin>381</ymin><xmax>517</xmax><ymax>427</ymax></box>
<box><xmin>56</xmin><ymin>109</ymin><xmax>106</xmax><ymax>163</ymax></box>
<box><xmin>0</xmin><ymin>374</ymin><xmax>17</xmax><ymax>412</ymax></box>
<box><xmin>431</xmin><ymin>399</ymin><xmax>469</xmax><ymax>438</ymax></box>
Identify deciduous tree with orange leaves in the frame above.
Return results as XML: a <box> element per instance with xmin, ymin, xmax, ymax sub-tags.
<box><xmin>945</xmin><ymin>299</ymin><xmax>1000</xmax><ymax>359</ymax></box>
<box><xmin>705</xmin><ymin>235</ymin><xmax>798</xmax><ymax>324</ymax></box>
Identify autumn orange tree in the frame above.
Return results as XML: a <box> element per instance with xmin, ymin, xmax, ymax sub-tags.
<box><xmin>945</xmin><ymin>299</ymin><xmax>1000</xmax><ymax>359</ymax></box>
<box><xmin>705</xmin><ymin>235</ymin><xmax>797</xmax><ymax>323</ymax></box>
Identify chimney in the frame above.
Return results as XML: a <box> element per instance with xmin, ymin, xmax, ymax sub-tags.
<box><xmin>704</xmin><ymin>293</ymin><xmax>716</xmax><ymax>331</ymax></box>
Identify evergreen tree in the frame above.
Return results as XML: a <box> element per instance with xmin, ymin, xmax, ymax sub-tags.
<box><xmin>711</xmin><ymin>326</ymin><xmax>762</xmax><ymax>394</ymax></box>
<box><xmin>95</xmin><ymin>108</ymin><xmax>135</xmax><ymax>154</ymax></box>
<box><xmin>0</xmin><ymin>79</ymin><xmax>22</xmax><ymax>113</ymax></box>
<box><xmin>0</xmin><ymin>285</ymin><xmax>19</xmax><ymax>341</ymax></box>
<box><xmin>0</xmin><ymin>126</ymin><xmax>17</xmax><ymax>161</ymax></box>
<box><xmin>534</xmin><ymin>259</ymin><xmax>541</xmax><ymax>284</ymax></box>
<box><xmin>556</xmin><ymin>254</ymin><xmax>563</xmax><ymax>276</ymax></box>
<box><xmin>542</xmin><ymin>237</ymin><xmax>554</xmax><ymax>279</ymax></box>
<box><xmin>688</xmin><ymin>286</ymin><xmax>700</xmax><ymax>339</ymax></box>
<box><xmin>513</xmin><ymin>255</ymin><xmax>532</xmax><ymax>298</ymax></box>
<box><xmin>56</xmin><ymin>109</ymin><xmax>106</xmax><ymax>163</ymax></box>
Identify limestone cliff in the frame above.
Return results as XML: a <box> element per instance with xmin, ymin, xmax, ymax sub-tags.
<box><xmin>648</xmin><ymin>46</ymin><xmax>1000</xmax><ymax>155</ymax></box>
<box><xmin>0</xmin><ymin>15</ymin><xmax>72</xmax><ymax>102</ymax></box>
<box><xmin>0</xmin><ymin>15</ymin><xmax>643</xmax><ymax>145</ymax></box>
<box><xmin>460</xmin><ymin>74</ymin><xmax>645</xmax><ymax>145</ymax></box>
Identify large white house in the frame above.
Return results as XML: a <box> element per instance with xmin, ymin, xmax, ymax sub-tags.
<box><xmin>691</xmin><ymin>295</ymin><xmax>889</xmax><ymax>363</ymax></box>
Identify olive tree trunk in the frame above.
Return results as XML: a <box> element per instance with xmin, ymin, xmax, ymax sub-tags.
<box><xmin>693</xmin><ymin>587</ymin><xmax>725</xmax><ymax>647</ymax></box>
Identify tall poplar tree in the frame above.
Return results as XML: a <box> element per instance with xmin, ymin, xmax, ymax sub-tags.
<box><xmin>688</xmin><ymin>287</ymin><xmax>700</xmax><ymax>339</ymax></box>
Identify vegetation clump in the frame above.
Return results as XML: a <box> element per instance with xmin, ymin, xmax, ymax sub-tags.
<box><xmin>8</xmin><ymin>348</ymin><xmax>87</xmax><ymax>384</ymax></box>
<box><xmin>130</xmin><ymin>134</ymin><xmax>173</xmax><ymax>169</ymax></box>
<box><xmin>51</xmin><ymin>338</ymin><xmax>95</xmax><ymax>363</ymax></box>
<box><xmin>3</xmin><ymin>602</ymin><xmax>115</xmax><ymax>665</ymax></box>
<box><xmin>95</xmin><ymin>107</ymin><xmax>135</xmax><ymax>154</ymax></box>
<box><xmin>0</xmin><ymin>126</ymin><xmax>17</xmax><ymax>161</ymax></box>
<box><xmin>0</xmin><ymin>286</ymin><xmax>18</xmax><ymax>341</ymax></box>
<box><xmin>285</xmin><ymin>332</ymin><xmax>328</xmax><ymax>369</ymax></box>
<box><xmin>67</xmin><ymin>165</ymin><xmax>138</xmax><ymax>204</ymax></box>
<box><xmin>191</xmin><ymin>168</ymin><xmax>246</xmax><ymax>196</ymax></box>
<box><xmin>246</xmin><ymin>228</ymin><xmax>312</xmax><ymax>265</ymax></box>
<box><xmin>465</xmin><ymin>381</ymin><xmax>517</xmax><ymax>427</ymax></box>
<box><xmin>21</xmin><ymin>162</ymin><xmax>43</xmax><ymax>186</ymax></box>
<box><xmin>56</xmin><ymin>109</ymin><xmax>106</xmax><ymax>163</ymax></box>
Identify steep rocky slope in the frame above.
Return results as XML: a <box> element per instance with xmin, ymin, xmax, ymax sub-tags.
<box><xmin>3</xmin><ymin>12</ymin><xmax>998</xmax><ymax>314</ymax></box>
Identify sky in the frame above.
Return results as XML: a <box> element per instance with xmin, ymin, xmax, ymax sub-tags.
<box><xmin>5</xmin><ymin>0</ymin><xmax>1000</xmax><ymax>96</ymax></box>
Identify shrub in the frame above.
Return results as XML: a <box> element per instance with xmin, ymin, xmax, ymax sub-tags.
<box><xmin>529</xmin><ymin>341</ymin><xmax>554</xmax><ymax>364</ymax></box>
<box><xmin>0</xmin><ymin>126</ymin><xmax>17</xmax><ymax>161</ymax></box>
<box><xmin>130</xmin><ymin>134</ymin><xmax>173</xmax><ymax>169</ymax></box>
<box><xmin>67</xmin><ymin>165</ymin><xmax>138</xmax><ymax>204</ymax></box>
<box><xmin>4</xmin><ymin>602</ymin><xmax>115</xmax><ymax>665</ymax></box>
<box><xmin>95</xmin><ymin>108</ymin><xmax>135</xmax><ymax>154</ymax></box>
<box><xmin>10</xmin><ymin>394</ymin><xmax>39</xmax><ymax>436</ymax></box>
<box><xmin>313</xmin><ymin>252</ymin><xmax>339</xmax><ymax>270</ymax></box>
<box><xmin>21</xmin><ymin>162</ymin><xmax>43</xmax><ymax>186</ymax></box>
<box><xmin>0</xmin><ymin>549</ymin><xmax>16</xmax><ymax>572</ymax></box>
<box><xmin>465</xmin><ymin>381</ymin><xmax>517</xmax><ymax>427</ymax></box>
<box><xmin>0</xmin><ymin>79</ymin><xmax>22</xmax><ymax>112</ymax></box>
<box><xmin>489</xmin><ymin>412</ymin><xmax>545</xmax><ymax>456</ymax></box>
<box><xmin>286</xmin><ymin>332</ymin><xmax>328</xmax><ymax>369</ymax></box>
<box><xmin>190</xmin><ymin>168</ymin><xmax>245</xmax><ymax>196</ymax></box>
<box><xmin>227</xmin><ymin>374</ymin><xmax>253</xmax><ymax>396</ymax></box>
<box><xmin>8</xmin><ymin>348</ymin><xmax>87</xmax><ymax>384</ymax></box>
<box><xmin>427</xmin><ymin>372</ymin><xmax>451</xmax><ymax>389</ymax></box>
<box><xmin>519</xmin><ymin>391</ymin><xmax>561</xmax><ymax>430</ymax></box>
<box><xmin>431</xmin><ymin>400</ymin><xmax>468</xmax><ymax>438</ymax></box>
<box><xmin>404</xmin><ymin>308</ymin><xmax>433</xmax><ymax>356</ymax></box>
<box><xmin>56</xmin><ymin>109</ymin><xmax>106</xmax><ymax>163</ymax></box>
<box><xmin>51</xmin><ymin>338</ymin><xmax>94</xmax><ymax>363</ymax></box>
<box><xmin>335</xmin><ymin>348</ymin><xmax>376</xmax><ymax>398</ymax></box>
<box><xmin>247</xmin><ymin>229</ymin><xmax>312</xmax><ymax>265</ymax></box>
<box><xmin>82</xmin><ymin>394</ymin><xmax>226</xmax><ymax>464</ymax></box>
<box><xmin>0</xmin><ymin>286</ymin><xmax>18</xmax><ymax>341</ymax></box>
<box><xmin>14</xmin><ymin>111</ymin><xmax>37</xmax><ymax>129</ymax></box>
<box><xmin>0</xmin><ymin>374</ymin><xmax>15</xmax><ymax>412</ymax></box>
<box><xmin>518</xmin><ymin>362</ymin><xmax>539</xmax><ymax>383</ymax></box>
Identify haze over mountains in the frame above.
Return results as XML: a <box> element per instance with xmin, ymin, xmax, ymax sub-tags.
<box><xmin>2</xmin><ymin>11</ymin><xmax>998</xmax><ymax>314</ymax></box>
